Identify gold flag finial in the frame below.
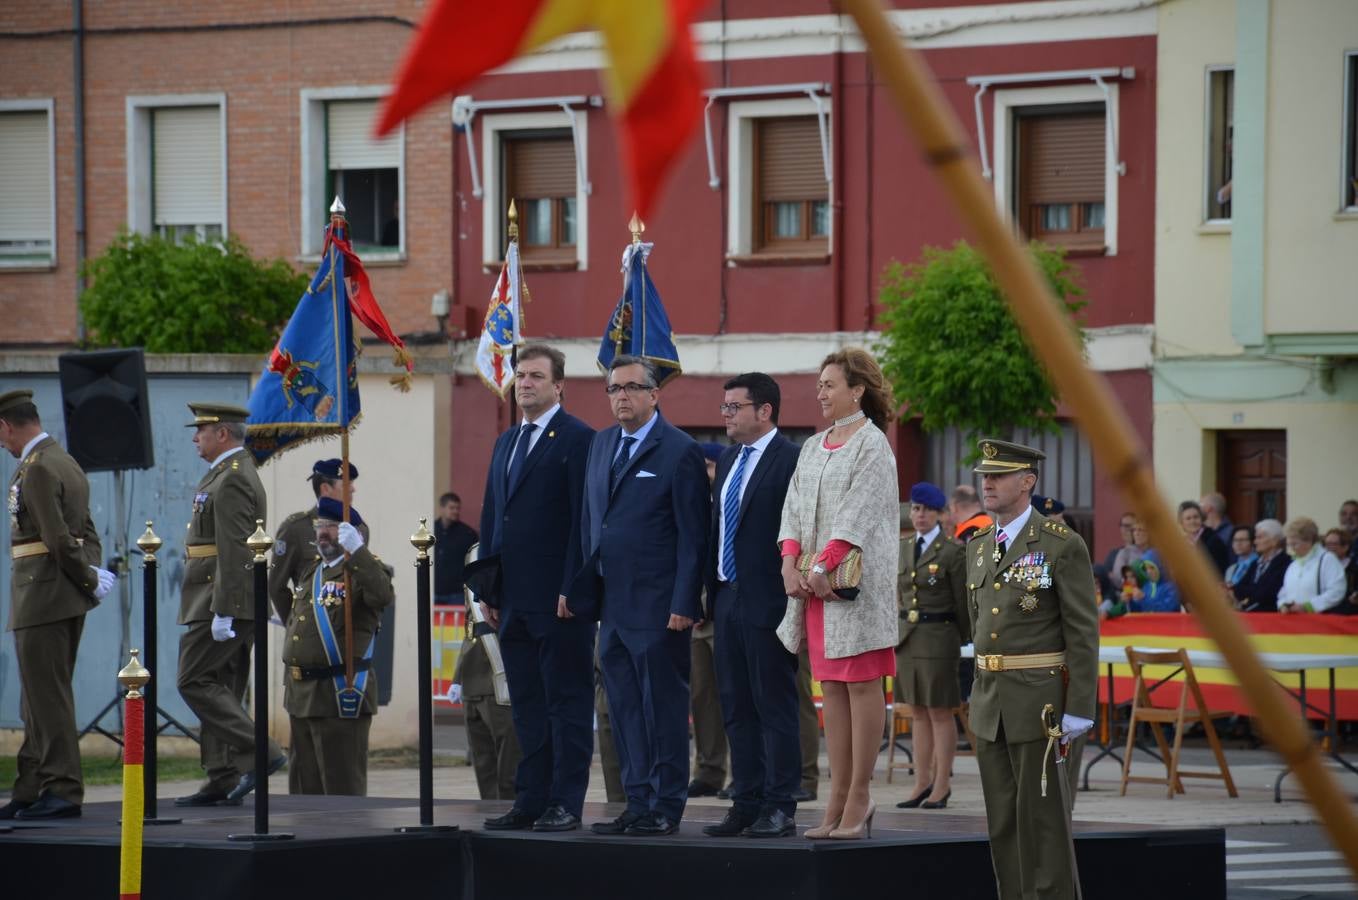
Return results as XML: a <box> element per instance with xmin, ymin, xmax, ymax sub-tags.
<box><xmin>246</xmin><ymin>519</ymin><xmax>272</xmax><ymax>564</ymax></box>
<box><xmin>136</xmin><ymin>520</ymin><xmax>162</xmax><ymax>561</ymax></box>
<box><xmin>507</xmin><ymin>199</ymin><xmax>519</xmax><ymax>243</ymax></box>
<box><xmin>628</xmin><ymin>211</ymin><xmax>645</xmax><ymax>245</ymax></box>
<box><xmin>411</xmin><ymin>516</ymin><xmax>435</xmax><ymax>561</ymax></box>
<box><xmin>118</xmin><ymin>650</ymin><xmax>151</xmax><ymax>698</ymax></box>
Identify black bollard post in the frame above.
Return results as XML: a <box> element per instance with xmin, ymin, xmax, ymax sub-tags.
<box><xmin>136</xmin><ymin>522</ymin><xmax>180</xmax><ymax>825</ymax></box>
<box><xmin>397</xmin><ymin>517</ymin><xmax>455</xmax><ymax>833</ymax></box>
<box><xmin>228</xmin><ymin>520</ymin><xmax>293</xmax><ymax>842</ymax></box>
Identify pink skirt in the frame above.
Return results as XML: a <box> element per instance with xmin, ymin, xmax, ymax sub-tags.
<box><xmin>806</xmin><ymin>595</ymin><xmax>896</xmax><ymax>683</ymax></box>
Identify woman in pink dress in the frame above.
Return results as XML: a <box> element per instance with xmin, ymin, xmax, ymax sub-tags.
<box><xmin>778</xmin><ymin>348</ymin><xmax>899</xmax><ymax>840</ymax></box>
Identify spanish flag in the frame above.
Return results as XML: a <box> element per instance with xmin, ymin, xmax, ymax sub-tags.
<box><xmin>376</xmin><ymin>0</ymin><xmax>705</xmax><ymax>218</ymax></box>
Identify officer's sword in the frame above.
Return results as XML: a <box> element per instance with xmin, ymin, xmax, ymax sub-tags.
<box><xmin>1041</xmin><ymin>703</ymin><xmax>1084</xmax><ymax>900</ymax></box>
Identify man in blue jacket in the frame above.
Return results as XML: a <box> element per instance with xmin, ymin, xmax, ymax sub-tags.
<box><xmin>701</xmin><ymin>373</ymin><xmax>802</xmax><ymax>838</ymax></box>
<box><xmin>479</xmin><ymin>344</ymin><xmax>595</xmax><ymax>832</ymax></box>
<box><xmin>570</xmin><ymin>355</ymin><xmax>709</xmax><ymax>836</ymax></box>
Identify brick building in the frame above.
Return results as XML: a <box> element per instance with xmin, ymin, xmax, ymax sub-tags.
<box><xmin>0</xmin><ymin>0</ymin><xmax>1158</xmax><ymax>557</ymax></box>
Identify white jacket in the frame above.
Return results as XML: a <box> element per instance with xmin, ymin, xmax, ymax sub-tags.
<box><xmin>1278</xmin><ymin>547</ymin><xmax>1347</xmax><ymax>612</ymax></box>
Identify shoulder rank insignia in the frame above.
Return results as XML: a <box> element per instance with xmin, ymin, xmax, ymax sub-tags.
<box><xmin>1042</xmin><ymin>521</ymin><xmax>1070</xmax><ymax>539</ymax></box>
<box><xmin>231</xmin><ymin>459</ymin><xmax>240</xmax><ymax>470</ymax></box>
<box><xmin>968</xmin><ymin>525</ymin><xmax>994</xmax><ymax>542</ymax></box>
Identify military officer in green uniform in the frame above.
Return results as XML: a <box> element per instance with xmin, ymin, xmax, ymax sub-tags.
<box><xmin>452</xmin><ymin>573</ymin><xmax>521</xmax><ymax>801</ymax></box>
<box><xmin>282</xmin><ymin>498</ymin><xmax>393</xmax><ymax>795</ymax></box>
<box><xmin>895</xmin><ymin>481</ymin><xmax>968</xmax><ymax>810</ymax></box>
<box><xmin>0</xmin><ymin>390</ymin><xmax>115</xmax><ymax>820</ymax></box>
<box><xmin>174</xmin><ymin>403</ymin><xmax>285</xmax><ymax>807</ymax></box>
<box><xmin>269</xmin><ymin>458</ymin><xmax>362</xmax><ymax>623</ymax></box>
<box><xmin>967</xmin><ymin>439</ymin><xmax>1097</xmax><ymax>900</ymax></box>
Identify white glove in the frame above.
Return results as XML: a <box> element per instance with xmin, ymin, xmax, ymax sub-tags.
<box><xmin>337</xmin><ymin>522</ymin><xmax>364</xmax><ymax>554</ymax></box>
<box><xmin>90</xmin><ymin>566</ymin><xmax>117</xmax><ymax>600</ymax></box>
<box><xmin>210</xmin><ymin>614</ymin><xmax>237</xmax><ymax>642</ymax></box>
<box><xmin>446</xmin><ymin>683</ymin><xmax>463</xmax><ymax>704</ymax></box>
<box><xmin>1060</xmin><ymin>713</ymin><xmax>1094</xmax><ymax>746</ymax></box>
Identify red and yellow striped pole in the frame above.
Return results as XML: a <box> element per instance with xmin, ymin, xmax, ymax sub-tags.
<box><xmin>118</xmin><ymin>651</ymin><xmax>150</xmax><ymax>900</ymax></box>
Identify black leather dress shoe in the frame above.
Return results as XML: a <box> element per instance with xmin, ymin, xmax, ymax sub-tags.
<box><xmin>174</xmin><ymin>788</ymin><xmax>230</xmax><ymax>808</ymax></box>
<box><xmin>531</xmin><ymin>806</ymin><xmax>581</xmax><ymax>832</ymax></box>
<box><xmin>590</xmin><ymin>809</ymin><xmax>643</xmax><ymax>835</ymax></box>
<box><xmin>225</xmin><ymin>754</ymin><xmax>288</xmax><ymax>803</ymax></box>
<box><xmin>743</xmin><ymin>809</ymin><xmax>795</xmax><ymax>838</ymax></box>
<box><xmin>484</xmin><ymin>807</ymin><xmax>538</xmax><ymax>830</ymax></box>
<box><xmin>716</xmin><ymin>783</ymin><xmax>734</xmax><ymax>800</ymax></box>
<box><xmin>0</xmin><ymin>799</ymin><xmax>33</xmax><ymax>819</ymax></box>
<box><xmin>15</xmin><ymin>794</ymin><xmax>81</xmax><ymax>820</ymax></box>
<box><xmin>702</xmin><ymin>808</ymin><xmax>757</xmax><ymax>837</ymax></box>
<box><xmin>791</xmin><ymin>787</ymin><xmax>816</xmax><ymax>803</ymax></box>
<box><xmin>686</xmin><ymin>779</ymin><xmax>721</xmax><ymax>798</ymax></box>
<box><xmin>625</xmin><ymin>812</ymin><xmax>678</xmax><ymax>836</ymax></box>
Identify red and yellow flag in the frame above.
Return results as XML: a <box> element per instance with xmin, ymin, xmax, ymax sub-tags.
<box><xmin>376</xmin><ymin>0</ymin><xmax>706</xmax><ymax>218</ymax></box>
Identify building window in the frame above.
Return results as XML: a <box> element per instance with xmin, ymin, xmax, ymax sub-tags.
<box><xmin>1205</xmin><ymin>67</ymin><xmax>1233</xmax><ymax>221</ymax></box>
<box><xmin>0</xmin><ymin>103</ymin><xmax>55</xmax><ymax>266</ymax></box>
<box><xmin>326</xmin><ymin>100</ymin><xmax>401</xmax><ymax>253</ymax></box>
<box><xmin>1014</xmin><ymin>107</ymin><xmax>1106</xmax><ymax>251</ymax></box>
<box><xmin>1344</xmin><ymin>52</ymin><xmax>1358</xmax><ymax>211</ymax></box>
<box><xmin>755</xmin><ymin>116</ymin><xmax>829</xmax><ymax>253</ymax></box>
<box><xmin>502</xmin><ymin>132</ymin><xmax>576</xmax><ymax>261</ymax></box>
<box><xmin>126</xmin><ymin>94</ymin><xmax>227</xmax><ymax>244</ymax></box>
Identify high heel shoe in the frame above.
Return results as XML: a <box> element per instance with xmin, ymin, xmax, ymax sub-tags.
<box><xmin>921</xmin><ymin>789</ymin><xmax>952</xmax><ymax>810</ymax></box>
<box><xmin>804</xmin><ymin>816</ymin><xmax>842</xmax><ymax>840</ymax></box>
<box><xmin>828</xmin><ymin>801</ymin><xmax>875</xmax><ymax>840</ymax></box>
<box><xmin>896</xmin><ymin>784</ymin><xmax>934</xmax><ymax>809</ymax></box>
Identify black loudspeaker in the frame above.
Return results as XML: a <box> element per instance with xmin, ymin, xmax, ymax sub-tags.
<box><xmin>58</xmin><ymin>348</ymin><xmax>155</xmax><ymax>472</ymax></box>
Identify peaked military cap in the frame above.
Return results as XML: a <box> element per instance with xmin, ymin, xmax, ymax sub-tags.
<box><xmin>909</xmin><ymin>481</ymin><xmax>947</xmax><ymax>511</ymax></box>
<box><xmin>0</xmin><ymin>389</ymin><xmax>35</xmax><ymax>416</ymax></box>
<box><xmin>312</xmin><ymin>458</ymin><xmax>359</xmax><ymax>480</ymax></box>
<box><xmin>1032</xmin><ymin>494</ymin><xmax>1065</xmax><ymax>515</ymax></box>
<box><xmin>186</xmin><ymin>402</ymin><xmax>250</xmax><ymax>427</ymax></box>
<box><xmin>314</xmin><ymin>496</ymin><xmax>365</xmax><ymax>529</ymax></box>
<box><xmin>973</xmin><ymin>438</ymin><xmax>1045</xmax><ymax>474</ymax></box>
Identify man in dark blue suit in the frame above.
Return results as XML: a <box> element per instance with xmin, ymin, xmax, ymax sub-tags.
<box><xmin>700</xmin><ymin>373</ymin><xmax>802</xmax><ymax>838</ymax></box>
<box><xmin>569</xmin><ymin>355</ymin><xmax>709</xmax><ymax>836</ymax></box>
<box><xmin>478</xmin><ymin>344</ymin><xmax>596</xmax><ymax>832</ymax></box>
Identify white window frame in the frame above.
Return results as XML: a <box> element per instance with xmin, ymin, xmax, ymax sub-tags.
<box><xmin>125</xmin><ymin>93</ymin><xmax>227</xmax><ymax>241</ymax></box>
<box><xmin>480</xmin><ymin>109</ymin><xmax>589</xmax><ymax>270</ymax></box>
<box><xmin>992</xmin><ymin>82</ymin><xmax>1119</xmax><ymax>256</ymax></box>
<box><xmin>299</xmin><ymin>86</ymin><xmax>404</xmax><ymax>260</ymax></box>
<box><xmin>1203</xmin><ymin>65</ymin><xmax>1234</xmax><ymax>225</ymax></box>
<box><xmin>1342</xmin><ymin>50</ymin><xmax>1358</xmax><ymax>213</ymax></box>
<box><xmin>726</xmin><ymin>96</ymin><xmax>834</xmax><ymax>258</ymax></box>
<box><xmin>0</xmin><ymin>98</ymin><xmax>56</xmax><ymax>269</ymax></box>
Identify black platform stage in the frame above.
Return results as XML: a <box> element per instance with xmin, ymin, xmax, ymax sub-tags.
<box><xmin>0</xmin><ymin>796</ymin><xmax>1224</xmax><ymax>899</ymax></box>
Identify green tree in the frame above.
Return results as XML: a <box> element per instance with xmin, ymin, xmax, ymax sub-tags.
<box><xmin>80</xmin><ymin>231</ymin><xmax>307</xmax><ymax>353</ymax></box>
<box><xmin>876</xmin><ymin>240</ymin><xmax>1085</xmax><ymax>447</ymax></box>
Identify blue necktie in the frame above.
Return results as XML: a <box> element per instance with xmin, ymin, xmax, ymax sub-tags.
<box><xmin>721</xmin><ymin>446</ymin><xmax>753</xmax><ymax>581</ymax></box>
<box><xmin>610</xmin><ymin>435</ymin><xmax>636</xmax><ymax>491</ymax></box>
<box><xmin>506</xmin><ymin>422</ymin><xmax>537</xmax><ymax>495</ymax></box>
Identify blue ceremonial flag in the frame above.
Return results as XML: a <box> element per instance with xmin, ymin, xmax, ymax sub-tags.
<box><xmin>597</xmin><ymin>241</ymin><xmax>681</xmax><ymax>386</ymax></box>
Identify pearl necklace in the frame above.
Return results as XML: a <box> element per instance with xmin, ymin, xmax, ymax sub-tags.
<box><xmin>833</xmin><ymin>410</ymin><xmax>866</xmax><ymax>428</ymax></box>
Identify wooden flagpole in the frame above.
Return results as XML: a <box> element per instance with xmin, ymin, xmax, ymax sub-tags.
<box><xmin>329</xmin><ymin>201</ymin><xmax>356</xmax><ymax>691</ymax></box>
<box><xmin>838</xmin><ymin>0</ymin><xmax>1358</xmax><ymax>872</ymax></box>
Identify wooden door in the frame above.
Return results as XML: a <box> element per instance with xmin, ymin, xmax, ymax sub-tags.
<box><xmin>1218</xmin><ymin>430</ymin><xmax>1286</xmax><ymax>524</ymax></box>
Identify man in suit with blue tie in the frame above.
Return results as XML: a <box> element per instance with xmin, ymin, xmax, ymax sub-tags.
<box><xmin>570</xmin><ymin>355</ymin><xmax>710</xmax><ymax>836</ymax></box>
<box><xmin>478</xmin><ymin>344</ymin><xmax>596</xmax><ymax>833</ymax></box>
<box><xmin>701</xmin><ymin>373</ymin><xmax>802</xmax><ymax>838</ymax></box>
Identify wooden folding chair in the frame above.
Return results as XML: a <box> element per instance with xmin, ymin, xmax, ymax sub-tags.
<box><xmin>1119</xmin><ymin>647</ymin><xmax>1238</xmax><ymax>799</ymax></box>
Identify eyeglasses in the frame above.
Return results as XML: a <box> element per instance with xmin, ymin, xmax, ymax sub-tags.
<box><xmin>719</xmin><ymin>402</ymin><xmax>755</xmax><ymax>414</ymax></box>
<box><xmin>605</xmin><ymin>382</ymin><xmax>655</xmax><ymax>395</ymax></box>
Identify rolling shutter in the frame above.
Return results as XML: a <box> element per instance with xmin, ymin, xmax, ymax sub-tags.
<box><xmin>758</xmin><ymin>116</ymin><xmax>826</xmax><ymax>202</ymax></box>
<box><xmin>0</xmin><ymin>110</ymin><xmax>52</xmax><ymax>242</ymax></box>
<box><xmin>153</xmin><ymin>105</ymin><xmax>223</xmax><ymax>226</ymax></box>
<box><xmin>506</xmin><ymin>136</ymin><xmax>575</xmax><ymax>198</ymax></box>
<box><xmin>1023</xmin><ymin>112</ymin><xmax>1105</xmax><ymax>204</ymax></box>
<box><xmin>327</xmin><ymin>100</ymin><xmax>399</xmax><ymax>170</ymax></box>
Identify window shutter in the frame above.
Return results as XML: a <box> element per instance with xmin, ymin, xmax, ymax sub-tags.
<box><xmin>327</xmin><ymin>100</ymin><xmax>399</xmax><ymax>169</ymax></box>
<box><xmin>153</xmin><ymin>106</ymin><xmax>223</xmax><ymax>226</ymax></box>
<box><xmin>0</xmin><ymin>110</ymin><xmax>52</xmax><ymax>242</ymax></box>
<box><xmin>1023</xmin><ymin>113</ymin><xmax>1105</xmax><ymax>204</ymax></box>
<box><xmin>507</xmin><ymin>137</ymin><xmax>575</xmax><ymax>198</ymax></box>
<box><xmin>758</xmin><ymin>116</ymin><xmax>826</xmax><ymax>202</ymax></box>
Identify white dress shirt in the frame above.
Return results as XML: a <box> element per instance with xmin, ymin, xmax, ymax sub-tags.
<box><xmin>20</xmin><ymin>432</ymin><xmax>49</xmax><ymax>462</ymax></box>
<box><xmin>993</xmin><ymin>504</ymin><xmax>1034</xmax><ymax>552</ymax></box>
<box><xmin>506</xmin><ymin>402</ymin><xmax>560</xmax><ymax>473</ymax></box>
<box><xmin>209</xmin><ymin>445</ymin><xmax>245</xmax><ymax>468</ymax></box>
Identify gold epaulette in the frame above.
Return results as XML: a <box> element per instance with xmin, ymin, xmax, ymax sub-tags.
<box><xmin>1042</xmin><ymin>520</ymin><xmax>1071</xmax><ymax>539</ymax></box>
<box><xmin>967</xmin><ymin>525</ymin><xmax>994</xmax><ymax>542</ymax></box>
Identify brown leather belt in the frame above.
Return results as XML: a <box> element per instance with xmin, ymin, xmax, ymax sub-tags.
<box><xmin>185</xmin><ymin>544</ymin><xmax>218</xmax><ymax>559</ymax></box>
<box><xmin>975</xmin><ymin>651</ymin><xmax>1066</xmax><ymax>672</ymax></box>
<box><xmin>10</xmin><ymin>542</ymin><xmax>48</xmax><ymax>560</ymax></box>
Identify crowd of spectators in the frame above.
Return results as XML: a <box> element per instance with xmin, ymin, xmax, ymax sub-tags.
<box><xmin>1095</xmin><ymin>495</ymin><xmax>1358</xmax><ymax>617</ymax></box>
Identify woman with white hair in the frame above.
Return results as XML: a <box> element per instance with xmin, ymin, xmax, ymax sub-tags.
<box><xmin>1229</xmin><ymin>519</ymin><xmax>1288</xmax><ymax>613</ymax></box>
<box><xmin>1277</xmin><ymin>517</ymin><xmax>1347</xmax><ymax>613</ymax></box>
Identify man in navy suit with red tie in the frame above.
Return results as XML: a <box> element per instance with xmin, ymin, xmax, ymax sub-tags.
<box><xmin>701</xmin><ymin>373</ymin><xmax>802</xmax><ymax>838</ymax></box>
<box><xmin>570</xmin><ymin>355</ymin><xmax>710</xmax><ymax>836</ymax></box>
<box><xmin>479</xmin><ymin>344</ymin><xmax>595</xmax><ymax>833</ymax></box>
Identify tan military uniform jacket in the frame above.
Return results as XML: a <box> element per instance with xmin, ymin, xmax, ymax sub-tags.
<box><xmin>283</xmin><ymin>546</ymin><xmax>394</xmax><ymax>717</ymax></box>
<box><xmin>897</xmin><ymin>531</ymin><xmax>968</xmax><ymax>653</ymax></box>
<box><xmin>7</xmin><ymin>436</ymin><xmax>102</xmax><ymax>631</ymax></box>
<box><xmin>269</xmin><ymin>506</ymin><xmax>373</xmax><ymax>623</ymax></box>
<box><xmin>177</xmin><ymin>449</ymin><xmax>267</xmax><ymax>624</ymax></box>
<box><xmin>966</xmin><ymin>510</ymin><xmax>1098</xmax><ymax>744</ymax></box>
